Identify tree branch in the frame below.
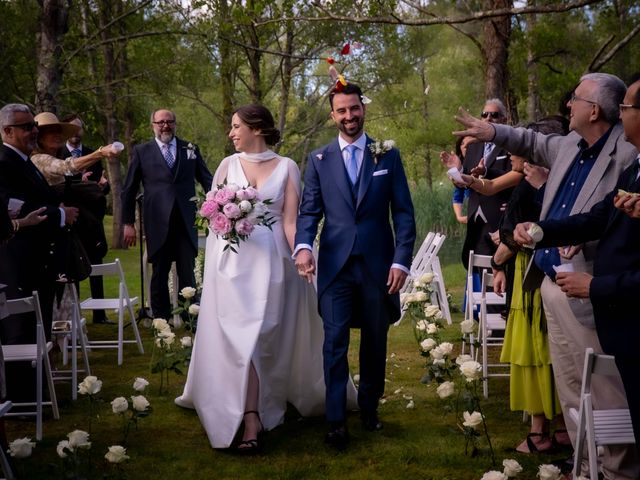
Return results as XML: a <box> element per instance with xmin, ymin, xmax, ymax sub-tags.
<box><xmin>588</xmin><ymin>23</ymin><xmax>640</xmax><ymax>72</ymax></box>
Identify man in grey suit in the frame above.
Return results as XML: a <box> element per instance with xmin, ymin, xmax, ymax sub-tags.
<box><xmin>122</xmin><ymin>109</ymin><xmax>213</xmax><ymax>320</ymax></box>
<box><xmin>454</xmin><ymin>73</ymin><xmax>639</xmax><ymax>478</ymax></box>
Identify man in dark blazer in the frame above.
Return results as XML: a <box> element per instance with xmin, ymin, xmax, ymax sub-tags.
<box><xmin>62</xmin><ymin>114</ymin><xmax>109</xmax><ymax>323</ymax></box>
<box><xmin>456</xmin><ymin>73</ymin><xmax>639</xmax><ymax>478</ymax></box>
<box><xmin>122</xmin><ymin>109</ymin><xmax>213</xmax><ymax>320</ymax></box>
<box><xmin>515</xmin><ymin>78</ymin><xmax>640</xmax><ymax>453</ymax></box>
<box><xmin>460</xmin><ymin>99</ymin><xmax>512</xmax><ymax>265</ymax></box>
<box><xmin>0</xmin><ymin>103</ymin><xmax>79</xmax><ymax>343</ymax></box>
<box><xmin>295</xmin><ymin>83</ymin><xmax>416</xmax><ymax>449</ymax></box>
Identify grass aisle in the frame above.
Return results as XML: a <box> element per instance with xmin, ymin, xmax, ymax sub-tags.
<box><xmin>5</xmin><ymin>231</ymin><xmax>567</xmax><ymax>479</ymax></box>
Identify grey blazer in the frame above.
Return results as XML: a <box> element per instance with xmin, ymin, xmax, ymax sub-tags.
<box><xmin>492</xmin><ymin>122</ymin><xmax>638</xmax><ymax>326</ymax></box>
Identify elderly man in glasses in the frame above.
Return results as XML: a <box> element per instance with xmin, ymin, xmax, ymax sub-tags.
<box><xmin>121</xmin><ymin>109</ymin><xmax>213</xmax><ymax>321</ymax></box>
<box><xmin>455</xmin><ymin>73</ymin><xmax>639</xmax><ymax>479</ymax></box>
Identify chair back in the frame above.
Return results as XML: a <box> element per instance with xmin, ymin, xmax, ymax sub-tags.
<box><xmin>88</xmin><ymin>259</ymin><xmax>121</xmax><ymax>277</ymax></box>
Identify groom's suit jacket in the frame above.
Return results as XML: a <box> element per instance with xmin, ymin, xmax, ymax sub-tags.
<box><xmin>492</xmin><ymin>122</ymin><xmax>637</xmax><ymax>325</ymax></box>
<box><xmin>121</xmin><ymin>137</ymin><xmax>213</xmax><ymax>260</ymax></box>
<box><xmin>537</xmin><ymin>161</ymin><xmax>640</xmax><ymax>357</ymax></box>
<box><xmin>296</xmin><ymin>135</ymin><xmax>416</xmax><ymax>321</ymax></box>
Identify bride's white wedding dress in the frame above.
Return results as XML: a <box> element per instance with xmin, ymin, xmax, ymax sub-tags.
<box><xmin>176</xmin><ymin>153</ymin><xmax>350</xmax><ymax>449</ymax></box>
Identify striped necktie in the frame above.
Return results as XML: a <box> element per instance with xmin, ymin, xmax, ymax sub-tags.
<box><xmin>162</xmin><ymin>144</ymin><xmax>175</xmax><ymax>169</ymax></box>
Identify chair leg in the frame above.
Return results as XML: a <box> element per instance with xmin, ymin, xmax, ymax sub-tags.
<box><xmin>127</xmin><ymin>301</ymin><xmax>144</xmax><ymax>354</ymax></box>
<box><xmin>44</xmin><ymin>349</ymin><xmax>60</xmax><ymax>420</ymax></box>
<box><xmin>118</xmin><ymin>302</ymin><xmax>124</xmax><ymax>366</ymax></box>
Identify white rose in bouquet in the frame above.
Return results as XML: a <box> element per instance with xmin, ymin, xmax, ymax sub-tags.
<box><xmin>502</xmin><ymin>459</ymin><xmax>523</xmax><ymax>477</ymax></box>
<box><xmin>462</xmin><ymin>410</ymin><xmax>483</xmax><ymax>430</ymax></box>
<box><xmin>68</xmin><ymin>430</ymin><xmax>91</xmax><ymax>449</ymax></box>
<box><xmin>78</xmin><ymin>375</ymin><xmax>102</xmax><ymax>395</ymax></box>
<box><xmin>455</xmin><ymin>354</ymin><xmax>472</xmax><ymax>366</ymax></box>
<box><xmin>419</xmin><ymin>272</ymin><xmax>435</xmax><ymax>284</ymax></box>
<box><xmin>133</xmin><ymin>377</ymin><xmax>149</xmax><ymax>392</ymax></box>
<box><xmin>247</xmin><ymin>202</ymin><xmax>269</xmax><ymax>224</ymax></box>
<box><xmin>111</xmin><ymin>397</ymin><xmax>129</xmax><ymax>414</ymax></box>
<box><xmin>131</xmin><ymin>395</ymin><xmax>150</xmax><ymax>412</ymax></box>
<box><xmin>8</xmin><ymin>437</ymin><xmax>35</xmax><ymax>458</ymax></box>
<box><xmin>105</xmin><ymin>445</ymin><xmax>129</xmax><ymax>464</ymax></box>
<box><xmin>414</xmin><ymin>291</ymin><xmax>428</xmax><ymax>302</ymax></box>
<box><xmin>238</xmin><ymin>200</ymin><xmax>252</xmax><ymax>213</ymax></box>
<box><xmin>225</xmin><ymin>183</ymin><xmax>240</xmax><ymax>193</ymax></box>
<box><xmin>436</xmin><ymin>381</ymin><xmax>455</xmax><ymax>399</ymax></box>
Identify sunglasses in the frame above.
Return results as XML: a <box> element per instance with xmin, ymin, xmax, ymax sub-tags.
<box><xmin>152</xmin><ymin>120</ymin><xmax>176</xmax><ymax>126</ymax></box>
<box><xmin>481</xmin><ymin>111</ymin><xmax>501</xmax><ymax>119</ymax></box>
<box><xmin>7</xmin><ymin>121</ymin><xmax>38</xmax><ymax>131</ymax></box>
<box><xmin>620</xmin><ymin>104</ymin><xmax>640</xmax><ymax>111</ymax></box>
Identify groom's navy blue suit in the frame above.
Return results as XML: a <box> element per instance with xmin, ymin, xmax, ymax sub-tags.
<box><xmin>296</xmin><ymin>134</ymin><xmax>416</xmax><ymax>423</ymax></box>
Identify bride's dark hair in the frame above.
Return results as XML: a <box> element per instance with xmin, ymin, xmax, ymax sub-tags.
<box><xmin>234</xmin><ymin>105</ymin><xmax>281</xmax><ymax>146</ymax></box>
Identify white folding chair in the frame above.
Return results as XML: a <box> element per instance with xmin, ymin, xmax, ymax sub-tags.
<box><xmin>0</xmin><ymin>401</ymin><xmax>15</xmax><ymax>480</ymax></box>
<box><xmin>3</xmin><ymin>292</ymin><xmax>60</xmax><ymax>440</ymax></box>
<box><xmin>52</xmin><ymin>284</ymin><xmax>91</xmax><ymax>400</ymax></box>
<box><xmin>477</xmin><ymin>270</ymin><xmax>508</xmax><ymax>398</ymax></box>
<box><xmin>80</xmin><ymin>259</ymin><xmax>144</xmax><ymax>365</ymax></box>
<box><xmin>570</xmin><ymin>348</ymin><xmax>635</xmax><ymax>480</ymax></box>
<box><xmin>463</xmin><ymin>251</ymin><xmax>505</xmax><ymax>356</ymax></box>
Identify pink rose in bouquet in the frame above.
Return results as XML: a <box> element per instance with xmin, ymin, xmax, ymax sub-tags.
<box><xmin>235</xmin><ymin>218</ymin><xmax>255</xmax><ymax>236</ymax></box>
<box><xmin>222</xmin><ymin>202</ymin><xmax>241</xmax><ymax>219</ymax></box>
<box><xmin>211</xmin><ymin>212</ymin><xmax>232</xmax><ymax>235</ymax></box>
<box><xmin>194</xmin><ymin>182</ymin><xmax>275</xmax><ymax>253</ymax></box>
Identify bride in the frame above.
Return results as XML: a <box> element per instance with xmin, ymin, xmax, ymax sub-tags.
<box><xmin>176</xmin><ymin>105</ymin><xmax>354</xmax><ymax>452</ymax></box>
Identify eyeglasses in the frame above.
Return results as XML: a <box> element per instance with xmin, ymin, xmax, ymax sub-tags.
<box><xmin>570</xmin><ymin>93</ymin><xmax>597</xmax><ymax>105</ymax></box>
<box><xmin>152</xmin><ymin>120</ymin><xmax>176</xmax><ymax>126</ymax></box>
<box><xmin>620</xmin><ymin>103</ymin><xmax>640</xmax><ymax>112</ymax></box>
<box><xmin>481</xmin><ymin>111</ymin><xmax>501</xmax><ymax>119</ymax></box>
<box><xmin>7</xmin><ymin>121</ymin><xmax>38</xmax><ymax>131</ymax></box>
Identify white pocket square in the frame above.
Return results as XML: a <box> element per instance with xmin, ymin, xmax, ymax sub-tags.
<box><xmin>496</xmin><ymin>155</ymin><xmax>508</xmax><ymax>160</ymax></box>
<box><xmin>373</xmin><ymin>169</ymin><xmax>388</xmax><ymax>176</ymax></box>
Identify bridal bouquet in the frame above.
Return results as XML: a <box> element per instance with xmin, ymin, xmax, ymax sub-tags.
<box><xmin>197</xmin><ymin>182</ymin><xmax>274</xmax><ymax>253</ymax></box>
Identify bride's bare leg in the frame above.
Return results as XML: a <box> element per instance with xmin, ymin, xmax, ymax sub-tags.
<box><xmin>241</xmin><ymin>362</ymin><xmax>261</xmax><ymax>444</ymax></box>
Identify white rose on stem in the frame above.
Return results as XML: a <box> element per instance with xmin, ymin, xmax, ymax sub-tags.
<box><xmin>152</xmin><ymin>318</ymin><xmax>170</xmax><ymax>332</ymax></box>
<box><xmin>78</xmin><ymin>375</ymin><xmax>102</xmax><ymax>395</ymax></box>
<box><xmin>8</xmin><ymin>437</ymin><xmax>35</xmax><ymax>458</ymax></box>
<box><xmin>460</xmin><ymin>319</ymin><xmax>476</xmax><ymax>334</ymax></box>
<box><xmin>419</xmin><ymin>272</ymin><xmax>434</xmax><ymax>284</ymax></box>
<box><xmin>424</xmin><ymin>304</ymin><xmax>440</xmax><ymax>317</ymax></box>
<box><xmin>462</xmin><ymin>411</ymin><xmax>483</xmax><ymax>430</ymax></box>
<box><xmin>420</xmin><ymin>338</ymin><xmax>436</xmax><ymax>352</ymax></box>
<box><xmin>111</xmin><ymin>397</ymin><xmax>129</xmax><ymax>414</ymax></box>
<box><xmin>133</xmin><ymin>377</ymin><xmax>149</xmax><ymax>392</ymax></box>
<box><xmin>131</xmin><ymin>395</ymin><xmax>150</xmax><ymax>412</ymax></box>
<box><xmin>438</xmin><ymin>342</ymin><xmax>454</xmax><ymax>356</ymax></box>
<box><xmin>67</xmin><ymin>430</ymin><xmax>91</xmax><ymax>449</ymax></box>
<box><xmin>180</xmin><ymin>336</ymin><xmax>192</xmax><ymax>348</ymax></box>
<box><xmin>502</xmin><ymin>459</ymin><xmax>523</xmax><ymax>477</ymax></box>
<box><xmin>455</xmin><ymin>354</ymin><xmax>472</xmax><ymax>366</ymax></box>
<box><xmin>414</xmin><ymin>291</ymin><xmax>428</xmax><ymax>302</ymax></box>
<box><xmin>188</xmin><ymin>303</ymin><xmax>200</xmax><ymax>315</ymax></box>
<box><xmin>56</xmin><ymin>440</ymin><xmax>72</xmax><ymax>458</ymax></box>
<box><xmin>459</xmin><ymin>360</ymin><xmax>483</xmax><ymax>382</ymax></box>
<box><xmin>415</xmin><ymin>320</ymin><xmax>428</xmax><ymax>331</ymax></box>
<box><xmin>436</xmin><ymin>381</ymin><xmax>455</xmax><ymax>399</ymax></box>
<box><xmin>537</xmin><ymin>464</ymin><xmax>562</xmax><ymax>480</ymax></box>
<box><xmin>481</xmin><ymin>471</ymin><xmax>508</xmax><ymax>480</ymax></box>
<box><xmin>105</xmin><ymin>445</ymin><xmax>130</xmax><ymax>464</ymax></box>
<box><xmin>433</xmin><ymin>358</ymin><xmax>445</xmax><ymax>366</ymax></box>
<box><xmin>180</xmin><ymin>287</ymin><xmax>196</xmax><ymax>299</ymax></box>
<box><xmin>431</xmin><ymin>345</ymin><xmax>445</xmax><ymax>360</ymax></box>
<box><xmin>426</xmin><ymin>323</ymin><xmax>438</xmax><ymax>335</ymax></box>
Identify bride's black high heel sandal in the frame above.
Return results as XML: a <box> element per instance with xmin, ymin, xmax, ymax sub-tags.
<box><xmin>236</xmin><ymin>410</ymin><xmax>264</xmax><ymax>454</ymax></box>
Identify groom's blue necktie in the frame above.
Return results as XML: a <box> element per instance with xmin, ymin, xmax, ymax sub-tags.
<box><xmin>344</xmin><ymin>144</ymin><xmax>358</xmax><ymax>185</ymax></box>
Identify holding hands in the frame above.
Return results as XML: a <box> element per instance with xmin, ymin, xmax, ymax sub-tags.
<box><xmin>294</xmin><ymin>249</ymin><xmax>316</xmax><ymax>283</ymax></box>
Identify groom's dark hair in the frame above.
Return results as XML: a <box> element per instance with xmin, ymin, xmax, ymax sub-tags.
<box><xmin>329</xmin><ymin>83</ymin><xmax>364</xmax><ymax>110</ymax></box>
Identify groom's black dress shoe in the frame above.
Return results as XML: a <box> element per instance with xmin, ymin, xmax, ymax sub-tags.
<box><xmin>325</xmin><ymin>423</ymin><xmax>349</xmax><ymax>450</ymax></box>
<box><xmin>361</xmin><ymin>410</ymin><xmax>383</xmax><ymax>431</ymax></box>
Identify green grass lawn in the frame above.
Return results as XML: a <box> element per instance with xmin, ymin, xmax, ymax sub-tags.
<box><xmin>4</xmin><ymin>219</ymin><xmax>568</xmax><ymax>480</ymax></box>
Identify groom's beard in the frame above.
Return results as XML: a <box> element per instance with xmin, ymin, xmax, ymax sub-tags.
<box><xmin>337</xmin><ymin>116</ymin><xmax>364</xmax><ymax>138</ymax></box>
<box><xmin>157</xmin><ymin>131</ymin><xmax>175</xmax><ymax>143</ymax></box>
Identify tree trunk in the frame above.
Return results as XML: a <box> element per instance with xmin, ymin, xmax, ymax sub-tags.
<box><xmin>217</xmin><ymin>0</ymin><xmax>235</xmax><ymax>156</ymax></box>
<box><xmin>35</xmin><ymin>0</ymin><xmax>70</xmax><ymax>113</ymax></box>
<box><xmin>420</xmin><ymin>63</ymin><xmax>432</xmax><ymax>190</ymax></box>
<box><xmin>276</xmin><ymin>21</ymin><xmax>294</xmax><ymax>153</ymax></box>
<box><xmin>481</xmin><ymin>0</ymin><xmax>512</xmax><ymax>102</ymax></box>
<box><xmin>526</xmin><ymin>5</ymin><xmax>541</xmax><ymax>121</ymax></box>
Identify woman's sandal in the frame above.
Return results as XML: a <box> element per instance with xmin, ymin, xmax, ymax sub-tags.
<box><xmin>515</xmin><ymin>432</ymin><xmax>554</xmax><ymax>454</ymax></box>
<box><xmin>551</xmin><ymin>429</ymin><xmax>572</xmax><ymax>451</ymax></box>
<box><xmin>235</xmin><ymin>410</ymin><xmax>264</xmax><ymax>455</ymax></box>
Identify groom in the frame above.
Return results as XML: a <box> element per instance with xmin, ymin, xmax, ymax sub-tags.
<box><xmin>295</xmin><ymin>83</ymin><xmax>416</xmax><ymax>449</ymax></box>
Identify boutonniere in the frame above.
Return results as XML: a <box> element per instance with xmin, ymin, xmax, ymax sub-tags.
<box><xmin>185</xmin><ymin>143</ymin><xmax>197</xmax><ymax>160</ymax></box>
<box><xmin>369</xmin><ymin>139</ymin><xmax>395</xmax><ymax>165</ymax></box>
<box><xmin>316</xmin><ymin>153</ymin><xmax>323</xmax><ymax>161</ymax></box>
